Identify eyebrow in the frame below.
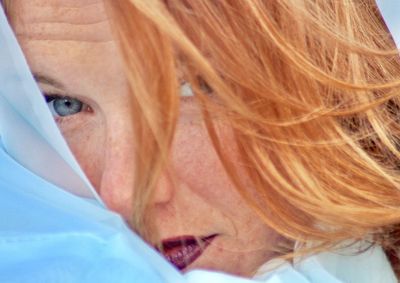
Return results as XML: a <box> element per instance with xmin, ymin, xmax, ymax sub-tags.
<box><xmin>33</xmin><ymin>73</ymin><xmax>66</xmax><ymax>90</ymax></box>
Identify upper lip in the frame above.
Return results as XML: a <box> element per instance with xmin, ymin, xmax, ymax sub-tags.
<box><xmin>156</xmin><ymin>234</ymin><xmax>218</xmax><ymax>270</ymax></box>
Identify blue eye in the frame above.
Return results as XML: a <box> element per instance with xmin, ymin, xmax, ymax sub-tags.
<box><xmin>179</xmin><ymin>77</ymin><xmax>213</xmax><ymax>97</ymax></box>
<box><xmin>45</xmin><ymin>95</ymin><xmax>83</xmax><ymax>117</ymax></box>
<box><xmin>180</xmin><ymin>81</ymin><xmax>194</xmax><ymax>97</ymax></box>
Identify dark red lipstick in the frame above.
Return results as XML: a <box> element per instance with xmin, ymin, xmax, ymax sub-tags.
<box><xmin>158</xmin><ymin>234</ymin><xmax>217</xmax><ymax>270</ymax></box>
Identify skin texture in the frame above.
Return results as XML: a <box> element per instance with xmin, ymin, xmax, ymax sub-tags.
<box><xmin>11</xmin><ymin>0</ymin><xmax>281</xmax><ymax>276</ymax></box>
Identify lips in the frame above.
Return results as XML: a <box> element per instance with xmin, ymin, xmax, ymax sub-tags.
<box><xmin>158</xmin><ymin>234</ymin><xmax>217</xmax><ymax>270</ymax></box>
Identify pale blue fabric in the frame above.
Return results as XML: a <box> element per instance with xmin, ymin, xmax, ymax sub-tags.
<box><xmin>0</xmin><ymin>139</ymin><xmax>186</xmax><ymax>283</ymax></box>
<box><xmin>0</xmin><ymin>2</ymin><xmax>398</xmax><ymax>283</ymax></box>
<box><xmin>376</xmin><ymin>0</ymin><xmax>400</xmax><ymax>48</ymax></box>
<box><xmin>294</xmin><ymin>244</ymin><xmax>397</xmax><ymax>283</ymax></box>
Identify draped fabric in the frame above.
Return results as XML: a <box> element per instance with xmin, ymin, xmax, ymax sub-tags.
<box><xmin>0</xmin><ymin>141</ymin><xmax>185</xmax><ymax>283</ymax></box>
<box><xmin>0</xmin><ymin>3</ymin><xmax>398</xmax><ymax>283</ymax></box>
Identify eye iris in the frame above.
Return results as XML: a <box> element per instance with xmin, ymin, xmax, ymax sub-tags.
<box><xmin>53</xmin><ymin>98</ymin><xmax>83</xmax><ymax>117</ymax></box>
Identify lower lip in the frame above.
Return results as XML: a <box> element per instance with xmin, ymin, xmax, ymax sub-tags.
<box><xmin>160</xmin><ymin>235</ymin><xmax>217</xmax><ymax>270</ymax></box>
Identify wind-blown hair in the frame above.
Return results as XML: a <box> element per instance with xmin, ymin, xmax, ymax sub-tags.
<box><xmin>105</xmin><ymin>0</ymin><xmax>400</xmax><ymax>259</ymax></box>
<box><xmin>4</xmin><ymin>0</ymin><xmax>400</xmax><ymax>273</ymax></box>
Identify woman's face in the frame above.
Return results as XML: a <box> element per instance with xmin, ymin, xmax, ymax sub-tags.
<box><xmin>11</xmin><ymin>0</ymin><xmax>281</xmax><ymax>276</ymax></box>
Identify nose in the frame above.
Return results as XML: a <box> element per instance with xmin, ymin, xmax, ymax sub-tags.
<box><xmin>98</xmin><ymin>121</ymin><xmax>136</xmax><ymax>221</ymax></box>
<box><xmin>98</xmin><ymin>114</ymin><xmax>175</xmax><ymax>223</ymax></box>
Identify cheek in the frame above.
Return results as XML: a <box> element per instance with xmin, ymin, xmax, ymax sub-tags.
<box><xmin>61</xmin><ymin>120</ymin><xmax>106</xmax><ymax>191</ymax></box>
<box><xmin>61</xmin><ymin>100</ymin><xmax>136</xmax><ymax>221</ymax></box>
<box><xmin>172</xmin><ymin>120</ymin><xmax>246</xmax><ymax>215</ymax></box>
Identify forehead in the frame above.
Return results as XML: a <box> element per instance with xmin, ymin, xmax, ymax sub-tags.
<box><xmin>11</xmin><ymin>0</ymin><xmax>112</xmax><ymax>42</ymax></box>
<box><xmin>9</xmin><ymin>0</ymin><xmax>127</xmax><ymax>101</ymax></box>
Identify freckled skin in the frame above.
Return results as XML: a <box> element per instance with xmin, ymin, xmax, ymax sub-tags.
<box><xmin>12</xmin><ymin>0</ymin><xmax>281</xmax><ymax>276</ymax></box>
